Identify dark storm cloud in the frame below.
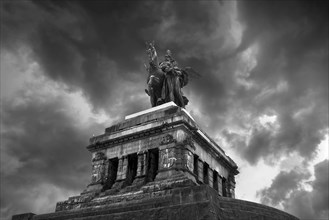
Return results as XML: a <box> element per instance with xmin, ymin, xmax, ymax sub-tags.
<box><xmin>258</xmin><ymin>160</ymin><xmax>329</xmax><ymax>219</ymax></box>
<box><xmin>237</xmin><ymin>0</ymin><xmax>328</xmax><ymax>54</ymax></box>
<box><xmin>311</xmin><ymin>160</ymin><xmax>329</xmax><ymax>216</ymax></box>
<box><xmin>222</xmin><ymin>0</ymin><xmax>328</xmax><ymax>164</ymax></box>
<box><xmin>1</xmin><ymin>0</ymin><xmax>327</xmax><ymax>181</ymax></box>
<box><xmin>2</xmin><ymin>0</ymin><xmax>149</xmax><ymax>114</ymax></box>
<box><xmin>0</xmin><ymin>91</ymin><xmax>104</xmax><ymax>217</ymax></box>
<box><xmin>1</xmin><ymin>0</ymin><xmax>237</xmax><ymax>117</ymax></box>
<box><xmin>235</xmin><ymin>101</ymin><xmax>328</xmax><ymax>165</ymax></box>
<box><xmin>257</xmin><ymin>169</ymin><xmax>311</xmax><ymax>206</ymax></box>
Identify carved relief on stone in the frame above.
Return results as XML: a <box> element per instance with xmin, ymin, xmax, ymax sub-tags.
<box><xmin>160</xmin><ymin>148</ymin><xmax>176</xmax><ymax>168</ymax></box>
<box><xmin>92</xmin><ymin>152</ymin><xmax>106</xmax><ymax>162</ymax></box>
<box><xmin>91</xmin><ymin>151</ymin><xmax>107</xmax><ymax>184</ymax></box>
<box><xmin>175</xmin><ymin>129</ymin><xmax>186</xmax><ymax>142</ymax></box>
<box><xmin>91</xmin><ymin>161</ymin><xmax>106</xmax><ymax>184</ymax></box>
<box><xmin>184</xmin><ymin>150</ymin><xmax>194</xmax><ymax>172</ymax></box>
<box><xmin>160</xmin><ymin>134</ymin><xmax>176</xmax><ymax>146</ymax></box>
<box><xmin>182</xmin><ymin>135</ymin><xmax>195</xmax><ymax>150</ymax></box>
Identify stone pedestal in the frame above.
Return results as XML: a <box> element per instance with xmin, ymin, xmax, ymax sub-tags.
<box><xmin>12</xmin><ymin>213</ymin><xmax>35</xmax><ymax>220</ymax></box>
<box><xmin>12</xmin><ymin>102</ymin><xmax>299</xmax><ymax>220</ymax></box>
<box><xmin>27</xmin><ymin>185</ymin><xmax>299</xmax><ymax>220</ymax></box>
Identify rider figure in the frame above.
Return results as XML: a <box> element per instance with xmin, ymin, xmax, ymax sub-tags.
<box><xmin>145</xmin><ymin>43</ymin><xmax>189</xmax><ymax>108</ymax></box>
<box><xmin>159</xmin><ymin>50</ymin><xmax>187</xmax><ymax>108</ymax></box>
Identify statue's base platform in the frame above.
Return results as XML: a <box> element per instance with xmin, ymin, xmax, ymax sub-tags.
<box><xmin>12</xmin><ymin>102</ymin><xmax>299</xmax><ymax>220</ymax></box>
<box><xmin>15</xmin><ymin>185</ymin><xmax>298</xmax><ymax>220</ymax></box>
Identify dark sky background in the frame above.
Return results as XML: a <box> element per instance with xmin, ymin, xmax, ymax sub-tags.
<box><xmin>1</xmin><ymin>0</ymin><xmax>328</xmax><ymax>219</ymax></box>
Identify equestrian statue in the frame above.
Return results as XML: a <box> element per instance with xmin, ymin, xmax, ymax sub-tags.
<box><xmin>145</xmin><ymin>42</ymin><xmax>194</xmax><ymax>108</ymax></box>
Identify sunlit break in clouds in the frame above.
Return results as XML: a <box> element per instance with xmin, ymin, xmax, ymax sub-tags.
<box><xmin>1</xmin><ymin>0</ymin><xmax>328</xmax><ymax>219</ymax></box>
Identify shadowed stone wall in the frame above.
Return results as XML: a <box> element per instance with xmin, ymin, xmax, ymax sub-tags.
<box><xmin>24</xmin><ymin>185</ymin><xmax>298</xmax><ymax>220</ymax></box>
<box><xmin>12</xmin><ymin>103</ymin><xmax>299</xmax><ymax>220</ymax></box>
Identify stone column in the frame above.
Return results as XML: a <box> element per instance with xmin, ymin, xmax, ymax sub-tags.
<box><xmin>197</xmin><ymin>159</ymin><xmax>204</xmax><ymax>183</ymax></box>
<box><xmin>86</xmin><ymin>152</ymin><xmax>107</xmax><ymax>192</ymax></box>
<box><xmin>228</xmin><ymin>182</ymin><xmax>236</xmax><ymax>198</ymax></box>
<box><xmin>116</xmin><ymin>156</ymin><xmax>128</xmax><ymax>181</ymax></box>
<box><xmin>136</xmin><ymin>152</ymin><xmax>147</xmax><ymax>177</ymax></box>
<box><xmin>132</xmin><ymin>152</ymin><xmax>147</xmax><ymax>186</ymax></box>
<box><xmin>143</xmin><ymin>153</ymin><xmax>147</xmax><ymax>176</ymax></box>
<box><xmin>103</xmin><ymin>157</ymin><xmax>119</xmax><ymax>190</ymax></box>
<box><xmin>122</xmin><ymin>156</ymin><xmax>128</xmax><ymax>180</ymax></box>
<box><xmin>208</xmin><ymin>168</ymin><xmax>213</xmax><ymax>188</ymax></box>
<box><xmin>227</xmin><ymin>175</ymin><xmax>236</xmax><ymax>198</ymax></box>
<box><xmin>217</xmin><ymin>175</ymin><xmax>223</xmax><ymax>196</ymax></box>
<box><xmin>184</xmin><ymin>150</ymin><xmax>194</xmax><ymax>173</ymax></box>
<box><xmin>222</xmin><ymin>178</ymin><xmax>228</xmax><ymax>197</ymax></box>
<box><xmin>111</xmin><ymin>155</ymin><xmax>128</xmax><ymax>189</ymax></box>
<box><xmin>116</xmin><ymin>156</ymin><xmax>123</xmax><ymax>180</ymax></box>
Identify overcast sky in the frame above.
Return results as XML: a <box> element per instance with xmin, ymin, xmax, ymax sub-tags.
<box><xmin>1</xmin><ymin>0</ymin><xmax>328</xmax><ymax>219</ymax></box>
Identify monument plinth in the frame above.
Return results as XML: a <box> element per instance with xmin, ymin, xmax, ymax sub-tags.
<box><xmin>13</xmin><ymin>102</ymin><xmax>299</xmax><ymax>220</ymax></box>
<box><xmin>55</xmin><ymin>101</ymin><xmax>238</xmax><ymax>211</ymax></box>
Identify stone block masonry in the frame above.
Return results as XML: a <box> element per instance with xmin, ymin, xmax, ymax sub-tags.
<box><xmin>22</xmin><ymin>185</ymin><xmax>299</xmax><ymax>220</ymax></box>
<box><xmin>12</xmin><ymin>102</ymin><xmax>299</xmax><ymax>220</ymax></box>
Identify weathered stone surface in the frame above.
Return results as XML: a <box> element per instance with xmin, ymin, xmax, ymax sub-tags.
<box><xmin>12</xmin><ymin>213</ymin><xmax>35</xmax><ymax>220</ymax></box>
<box><xmin>78</xmin><ymin>103</ymin><xmax>238</xmax><ymax>201</ymax></box>
<box><xmin>12</xmin><ymin>103</ymin><xmax>299</xmax><ymax>220</ymax></box>
<box><xmin>31</xmin><ymin>185</ymin><xmax>298</xmax><ymax>220</ymax></box>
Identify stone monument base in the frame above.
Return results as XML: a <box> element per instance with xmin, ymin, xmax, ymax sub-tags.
<box><xmin>12</xmin><ymin>102</ymin><xmax>299</xmax><ymax>220</ymax></box>
<box><xmin>14</xmin><ymin>185</ymin><xmax>298</xmax><ymax>220</ymax></box>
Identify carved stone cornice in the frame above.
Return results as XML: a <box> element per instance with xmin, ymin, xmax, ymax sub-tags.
<box><xmin>87</xmin><ymin>107</ymin><xmax>238</xmax><ymax>175</ymax></box>
<box><xmin>87</xmin><ymin>120</ymin><xmax>192</xmax><ymax>152</ymax></box>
